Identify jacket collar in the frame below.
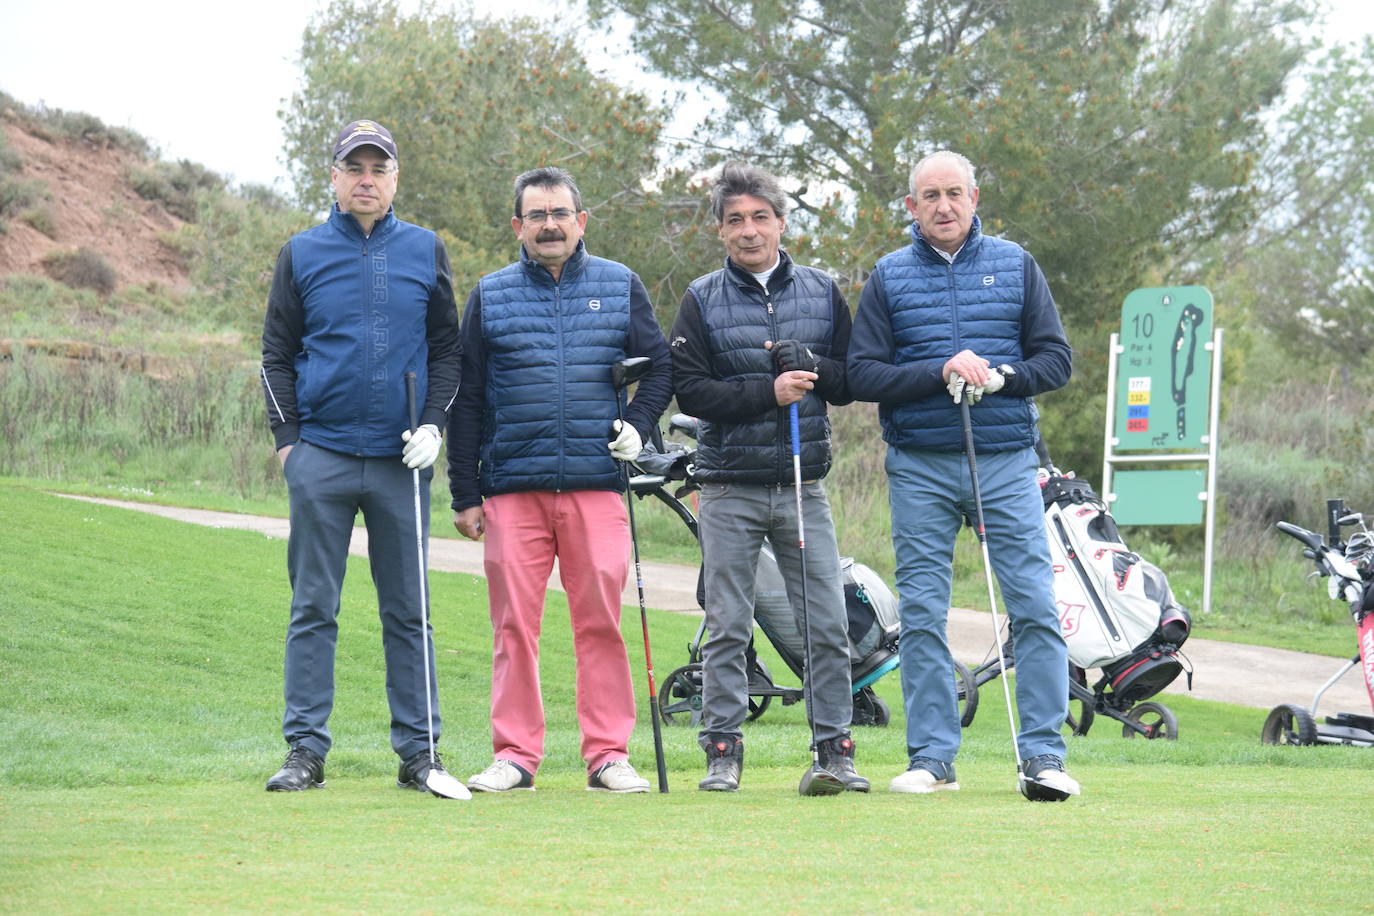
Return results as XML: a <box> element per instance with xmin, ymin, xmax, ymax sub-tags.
<box><xmin>329</xmin><ymin>203</ymin><xmax>397</xmax><ymax>240</ymax></box>
<box><xmin>724</xmin><ymin>248</ymin><xmax>795</xmax><ymax>293</ymax></box>
<box><xmin>519</xmin><ymin>238</ymin><xmax>589</xmax><ymax>285</ymax></box>
<box><xmin>909</xmin><ymin>214</ymin><xmax>982</xmax><ymax>265</ymax></box>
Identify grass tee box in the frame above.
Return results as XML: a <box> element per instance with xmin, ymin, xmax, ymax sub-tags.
<box><xmin>1</xmin><ymin>483</ymin><xmax>1370</xmax><ymax>913</ymax></box>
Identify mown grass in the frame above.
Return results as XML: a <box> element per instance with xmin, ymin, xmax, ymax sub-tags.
<box><xmin>2</xmin><ymin>482</ymin><xmax>1371</xmax><ymax>913</ymax></box>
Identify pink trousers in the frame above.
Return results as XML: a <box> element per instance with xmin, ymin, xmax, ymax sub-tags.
<box><xmin>482</xmin><ymin>489</ymin><xmax>636</xmax><ymax>774</ymax></box>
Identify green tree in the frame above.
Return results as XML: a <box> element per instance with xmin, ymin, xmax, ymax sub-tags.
<box><xmin>589</xmin><ymin>0</ymin><xmax>1313</xmax><ymax>472</ymax></box>
<box><xmin>281</xmin><ymin>0</ymin><xmax>692</xmax><ymax>304</ymax></box>
<box><xmin>1206</xmin><ymin>38</ymin><xmax>1374</xmax><ymax>374</ymax></box>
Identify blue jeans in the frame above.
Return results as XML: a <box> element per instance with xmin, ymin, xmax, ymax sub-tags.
<box><xmin>886</xmin><ymin>445</ymin><xmax>1067</xmax><ymax>764</ymax></box>
<box><xmin>281</xmin><ymin>440</ymin><xmax>439</xmax><ymax>761</ymax></box>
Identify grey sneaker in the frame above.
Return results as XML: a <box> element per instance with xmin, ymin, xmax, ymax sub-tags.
<box><xmin>587</xmin><ymin>759</ymin><xmax>650</xmax><ymax>793</ymax></box>
<box><xmin>467</xmin><ymin>759</ymin><xmax>536</xmax><ymax>793</ymax></box>
<box><xmin>698</xmin><ymin>735</ymin><xmax>743</xmax><ymax>792</ymax></box>
<box><xmin>889</xmin><ymin>757</ymin><xmax>959</xmax><ymax>794</ymax></box>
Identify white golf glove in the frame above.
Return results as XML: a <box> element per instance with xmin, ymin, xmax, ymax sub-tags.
<box><xmin>401</xmin><ymin>423</ymin><xmax>442</xmax><ymax>469</ymax></box>
<box><xmin>608</xmin><ymin>419</ymin><xmax>643</xmax><ymax>462</ymax></box>
<box><xmin>948</xmin><ymin>365</ymin><xmax>1014</xmax><ymax>405</ymax></box>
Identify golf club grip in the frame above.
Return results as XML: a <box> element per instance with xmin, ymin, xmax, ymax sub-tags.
<box><xmin>959</xmin><ymin>399</ymin><xmax>986</xmax><ymax>536</ymax></box>
<box><xmin>789</xmin><ymin>402</ymin><xmax>801</xmax><ymax>456</ymax></box>
<box><xmin>404</xmin><ymin>371</ymin><xmax>418</xmax><ymax>435</ymax></box>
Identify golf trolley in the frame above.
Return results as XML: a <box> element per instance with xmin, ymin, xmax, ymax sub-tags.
<box><xmin>1261</xmin><ymin>499</ymin><xmax>1374</xmax><ymax>747</ymax></box>
<box><xmin>626</xmin><ymin>414</ymin><xmax>901</xmax><ymax>729</ymax></box>
<box><xmin>953</xmin><ymin>440</ymin><xmax>1192</xmax><ymax>741</ymax></box>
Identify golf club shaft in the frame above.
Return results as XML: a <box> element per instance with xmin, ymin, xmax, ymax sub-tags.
<box><xmin>959</xmin><ymin>398</ymin><xmax>1024</xmax><ymax>778</ymax></box>
<box><xmin>618</xmin><ymin>394</ymin><xmax>669</xmax><ymax>793</ymax></box>
<box><xmin>790</xmin><ymin>403</ymin><xmax>822</xmax><ymax>761</ymax></box>
<box><xmin>405</xmin><ymin>372</ymin><xmax>437</xmax><ymax>768</ymax></box>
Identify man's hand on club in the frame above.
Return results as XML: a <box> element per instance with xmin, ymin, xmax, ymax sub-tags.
<box><xmin>400</xmin><ymin>423</ymin><xmax>441</xmax><ymax>469</ymax></box>
<box><xmin>767</xmin><ymin>338</ymin><xmax>819</xmax><ymax>374</ymax></box>
<box><xmin>947</xmin><ymin>361</ymin><xmax>1015</xmax><ymax>405</ymax></box>
<box><xmin>774</xmin><ymin>369</ymin><xmax>817</xmax><ymax>406</ymax></box>
<box><xmin>608</xmin><ymin>419</ymin><xmax>643</xmax><ymax>461</ymax></box>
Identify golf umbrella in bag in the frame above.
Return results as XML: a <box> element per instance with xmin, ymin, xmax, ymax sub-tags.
<box><xmin>1041</xmin><ymin>473</ymin><xmax>1192</xmax><ymax>705</ymax></box>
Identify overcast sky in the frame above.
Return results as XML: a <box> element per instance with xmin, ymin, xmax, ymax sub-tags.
<box><xmin>2</xmin><ymin>0</ymin><xmax>1370</xmax><ymax>194</ymax></box>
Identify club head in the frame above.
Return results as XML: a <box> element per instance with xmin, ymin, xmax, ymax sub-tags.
<box><xmin>425</xmin><ymin>768</ymin><xmax>472</xmax><ymax>801</ymax></box>
<box><xmin>797</xmin><ymin>764</ymin><xmax>844</xmax><ymax>797</ymax></box>
<box><xmin>611</xmin><ymin>356</ymin><xmax>652</xmax><ymax>390</ymax></box>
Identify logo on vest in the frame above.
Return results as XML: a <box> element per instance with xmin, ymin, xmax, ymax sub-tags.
<box><xmin>982</xmin><ymin>275</ymin><xmax>995</xmax><ymax>286</ymax></box>
<box><xmin>588</xmin><ymin>299</ymin><xmax>602</xmax><ymax>311</ymax></box>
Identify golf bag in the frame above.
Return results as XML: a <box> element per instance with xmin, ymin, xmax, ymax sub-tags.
<box><xmin>1042</xmin><ymin>473</ymin><xmax>1192</xmax><ymax>705</ymax></box>
<box><xmin>751</xmin><ymin>544</ymin><xmax>901</xmax><ymax>693</ymax></box>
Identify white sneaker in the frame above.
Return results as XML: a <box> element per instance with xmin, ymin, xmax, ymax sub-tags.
<box><xmin>889</xmin><ymin>758</ymin><xmax>959</xmax><ymax>794</ymax></box>
<box><xmin>587</xmin><ymin>759</ymin><xmax>650</xmax><ymax>793</ymax></box>
<box><xmin>467</xmin><ymin>759</ymin><xmax>535</xmax><ymax>792</ymax></box>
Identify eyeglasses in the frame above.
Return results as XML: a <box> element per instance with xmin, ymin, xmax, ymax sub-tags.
<box><xmin>334</xmin><ymin>162</ymin><xmax>397</xmax><ymax>179</ymax></box>
<box><xmin>521</xmin><ymin>208</ymin><xmax>577</xmax><ymax>224</ymax></box>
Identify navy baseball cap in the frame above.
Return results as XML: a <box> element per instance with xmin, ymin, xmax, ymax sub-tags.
<box><xmin>333</xmin><ymin>120</ymin><xmax>398</xmax><ymax>161</ymax></box>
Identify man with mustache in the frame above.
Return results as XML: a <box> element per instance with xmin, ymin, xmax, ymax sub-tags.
<box><xmin>447</xmin><ymin>167</ymin><xmax>672</xmax><ymax>794</ymax></box>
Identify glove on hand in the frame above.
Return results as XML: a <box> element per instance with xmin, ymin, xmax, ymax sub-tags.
<box><xmin>608</xmin><ymin>419</ymin><xmax>643</xmax><ymax>461</ymax></box>
<box><xmin>947</xmin><ymin>365</ymin><xmax>1015</xmax><ymax>405</ymax></box>
<box><xmin>401</xmin><ymin>423</ymin><xmax>442</xmax><ymax>469</ymax></box>
<box><xmin>771</xmin><ymin>339</ymin><xmax>819</xmax><ymax>374</ymax></box>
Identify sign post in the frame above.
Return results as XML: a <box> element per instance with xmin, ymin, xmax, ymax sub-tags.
<box><xmin>1102</xmin><ymin>286</ymin><xmax>1222</xmax><ymax>614</ymax></box>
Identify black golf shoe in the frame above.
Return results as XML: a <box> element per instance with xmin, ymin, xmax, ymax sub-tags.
<box><xmin>698</xmin><ymin>735</ymin><xmax>743</xmax><ymax>792</ymax></box>
<box><xmin>266</xmin><ymin>745</ymin><xmax>325</xmax><ymax>792</ymax></box>
<box><xmin>1020</xmin><ymin>754</ymin><xmax>1081</xmax><ymax>801</ymax></box>
<box><xmin>397</xmin><ymin>749</ymin><xmax>452</xmax><ymax>791</ymax></box>
<box><xmin>816</xmin><ymin>736</ymin><xmax>870</xmax><ymax>793</ymax></box>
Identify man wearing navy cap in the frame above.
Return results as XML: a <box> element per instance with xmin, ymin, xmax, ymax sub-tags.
<box><xmin>260</xmin><ymin>119</ymin><xmax>464</xmax><ymax>794</ymax></box>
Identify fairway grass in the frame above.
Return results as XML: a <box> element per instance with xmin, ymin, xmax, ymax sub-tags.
<box><xmin>3</xmin><ymin>483</ymin><xmax>1371</xmax><ymax>914</ymax></box>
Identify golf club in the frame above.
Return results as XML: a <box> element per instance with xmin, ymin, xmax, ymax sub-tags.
<box><xmin>957</xmin><ymin>396</ymin><xmax>1033</xmax><ymax>800</ymax></box>
<box><xmin>404</xmin><ymin>372</ymin><xmax>470</xmax><ymax>801</ymax></box>
<box><xmin>791</xmin><ymin>402</ymin><xmax>844</xmax><ymax>797</ymax></box>
<box><xmin>610</xmin><ymin>356</ymin><xmax>669</xmax><ymax>793</ymax></box>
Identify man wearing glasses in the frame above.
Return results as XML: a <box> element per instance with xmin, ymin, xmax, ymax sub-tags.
<box><xmin>260</xmin><ymin>120</ymin><xmax>463</xmax><ymax>793</ymax></box>
<box><xmin>448</xmin><ymin>167</ymin><xmax>672</xmax><ymax>794</ymax></box>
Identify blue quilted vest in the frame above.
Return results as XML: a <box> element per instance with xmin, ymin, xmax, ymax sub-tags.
<box><xmin>689</xmin><ymin>256</ymin><xmax>835</xmax><ymax>483</ymax></box>
<box><xmin>289</xmin><ymin>206</ymin><xmax>440</xmax><ymax>456</ymax></box>
<box><xmin>477</xmin><ymin>242</ymin><xmax>632</xmax><ymax>495</ymax></box>
<box><xmin>875</xmin><ymin>218</ymin><xmax>1038</xmax><ymax>453</ymax></box>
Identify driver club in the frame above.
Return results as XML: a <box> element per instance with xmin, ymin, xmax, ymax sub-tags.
<box><xmin>404</xmin><ymin>372</ymin><xmax>470</xmax><ymax>801</ymax></box>
<box><xmin>611</xmin><ymin>356</ymin><xmax>669</xmax><ymax>793</ymax></box>
<box><xmin>959</xmin><ymin>397</ymin><xmax>1069</xmax><ymax>802</ymax></box>
<box><xmin>791</xmin><ymin>402</ymin><xmax>844</xmax><ymax>798</ymax></box>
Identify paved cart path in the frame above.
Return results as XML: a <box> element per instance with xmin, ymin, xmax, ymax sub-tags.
<box><xmin>61</xmin><ymin>493</ymin><xmax>1373</xmax><ymax>715</ymax></box>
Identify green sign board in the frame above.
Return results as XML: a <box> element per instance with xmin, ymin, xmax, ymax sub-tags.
<box><xmin>1110</xmin><ymin>469</ymin><xmax>1206</xmax><ymax>526</ymax></box>
<box><xmin>1115</xmin><ymin>286</ymin><xmax>1213</xmax><ymax>451</ymax></box>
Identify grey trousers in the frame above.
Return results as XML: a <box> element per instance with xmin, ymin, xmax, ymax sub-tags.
<box><xmin>696</xmin><ymin>480</ymin><xmax>853</xmax><ymax>747</ymax></box>
<box><xmin>281</xmin><ymin>440</ymin><xmax>438</xmax><ymax>760</ymax></box>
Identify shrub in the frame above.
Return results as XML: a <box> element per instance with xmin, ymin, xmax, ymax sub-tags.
<box><xmin>42</xmin><ymin>247</ymin><xmax>117</xmax><ymax>295</ymax></box>
<box><xmin>129</xmin><ymin>160</ymin><xmax>226</xmax><ymax>221</ymax></box>
<box><xmin>21</xmin><ymin>204</ymin><xmax>56</xmax><ymax>237</ymax></box>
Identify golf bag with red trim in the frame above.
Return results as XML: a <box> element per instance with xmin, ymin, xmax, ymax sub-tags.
<box><xmin>1041</xmin><ymin>473</ymin><xmax>1192</xmax><ymax>706</ymax></box>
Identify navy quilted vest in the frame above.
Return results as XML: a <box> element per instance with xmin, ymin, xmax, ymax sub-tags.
<box><xmin>875</xmin><ymin>220</ymin><xmax>1038</xmax><ymax>452</ymax></box>
<box><xmin>478</xmin><ymin>244</ymin><xmax>632</xmax><ymax>495</ymax></box>
<box><xmin>689</xmin><ymin>258</ymin><xmax>835</xmax><ymax>483</ymax></box>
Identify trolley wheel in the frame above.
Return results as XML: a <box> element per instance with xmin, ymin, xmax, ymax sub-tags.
<box><xmin>1122</xmin><ymin>701</ymin><xmax>1179</xmax><ymax>740</ymax></box>
<box><xmin>1066</xmin><ymin>666</ymin><xmax>1095</xmax><ymax>737</ymax></box>
<box><xmin>745</xmin><ymin>657</ymin><xmax>773</xmax><ymax>722</ymax></box>
<box><xmin>851</xmin><ymin>687</ymin><xmax>891</xmax><ymax>727</ymax></box>
<box><xmin>956</xmin><ymin>659</ymin><xmax>979</xmax><ymax>728</ymax></box>
<box><xmin>1260</xmin><ymin>703</ymin><xmax>1317</xmax><ymax>746</ymax></box>
<box><xmin>657</xmin><ymin>664</ymin><xmax>704</xmax><ymax>726</ymax></box>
